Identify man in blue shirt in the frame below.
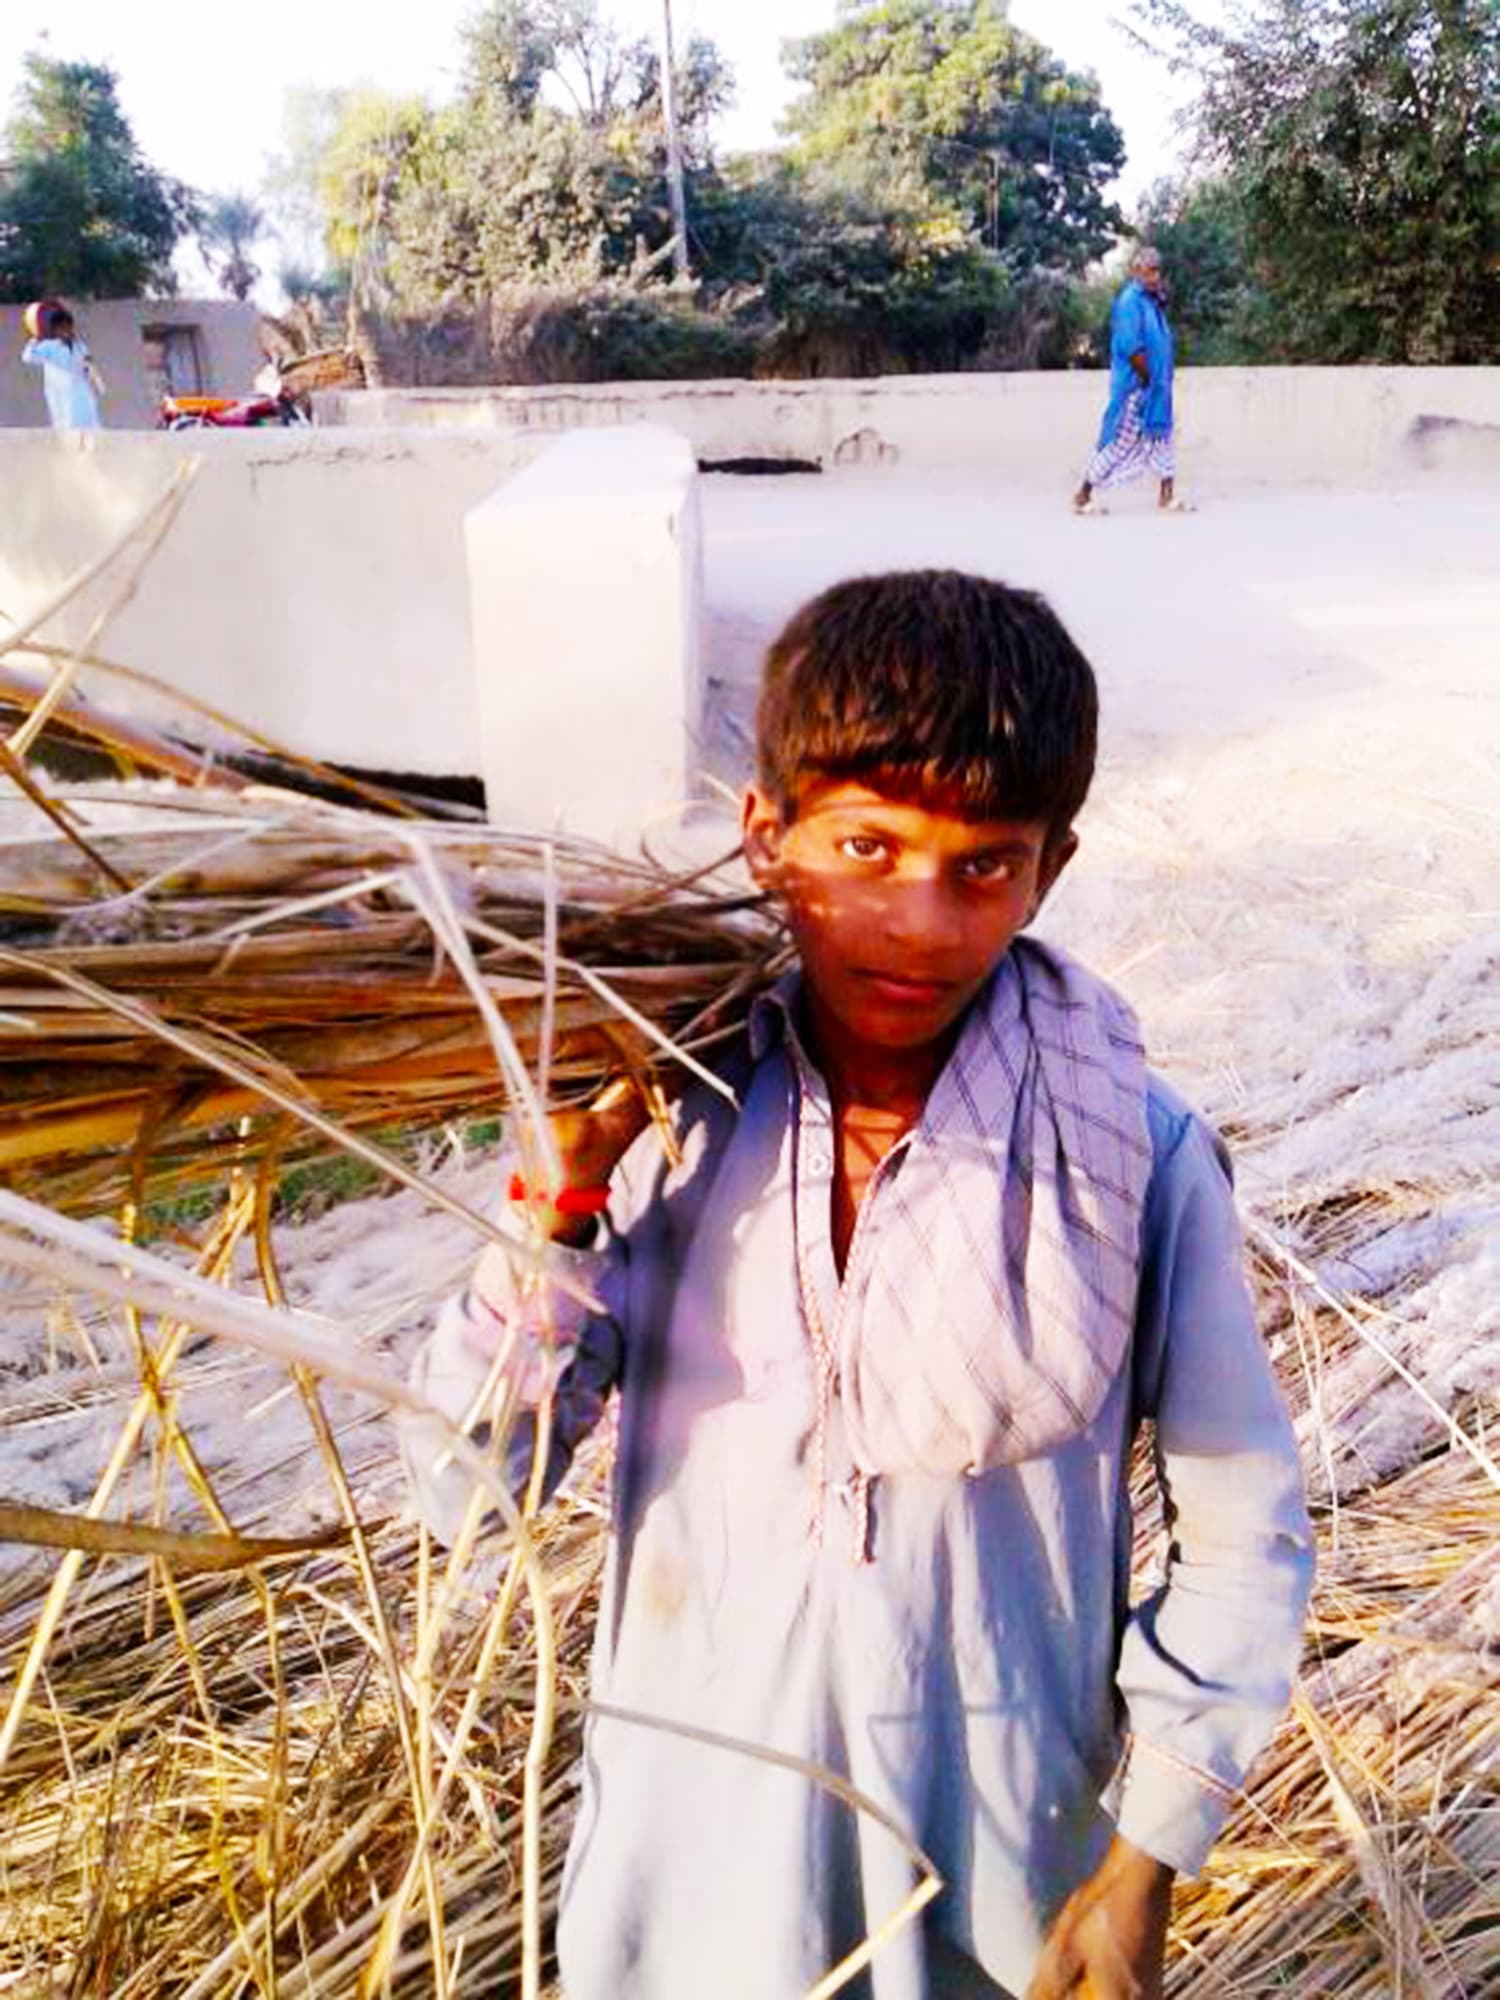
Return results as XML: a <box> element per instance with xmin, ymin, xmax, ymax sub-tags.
<box><xmin>1073</xmin><ymin>249</ymin><xmax>1180</xmax><ymax>514</ymax></box>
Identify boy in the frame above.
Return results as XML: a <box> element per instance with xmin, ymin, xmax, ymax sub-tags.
<box><xmin>403</xmin><ymin>571</ymin><xmax>1312</xmax><ymax>1999</ymax></box>
<box><xmin>20</xmin><ymin>301</ymin><xmax>104</xmax><ymax>431</ymax></box>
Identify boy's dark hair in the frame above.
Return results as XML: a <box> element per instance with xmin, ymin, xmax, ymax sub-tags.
<box><xmin>45</xmin><ymin>306</ymin><xmax>74</xmax><ymax>337</ymax></box>
<box><xmin>756</xmin><ymin>570</ymin><xmax>1098</xmax><ymax>838</ymax></box>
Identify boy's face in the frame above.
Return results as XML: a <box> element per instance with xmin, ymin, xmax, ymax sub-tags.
<box><xmin>743</xmin><ymin>778</ymin><xmax>1075</xmax><ymax>1068</ymax></box>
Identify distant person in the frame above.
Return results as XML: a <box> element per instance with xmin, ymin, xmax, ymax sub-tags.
<box><xmin>1074</xmin><ymin>248</ymin><xmax>1181</xmax><ymax>515</ymax></box>
<box><xmin>21</xmin><ymin>300</ymin><xmax>104</xmax><ymax>431</ymax></box>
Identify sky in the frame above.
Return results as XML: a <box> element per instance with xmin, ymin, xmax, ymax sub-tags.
<box><xmin>1</xmin><ymin>2</ymin><xmax>1204</xmax><ymax>296</ymax></box>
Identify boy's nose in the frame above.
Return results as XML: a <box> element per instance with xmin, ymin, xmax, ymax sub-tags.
<box><xmin>880</xmin><ymin>877</ymin><xmax>965</xmax><ymax>954</ymax></box>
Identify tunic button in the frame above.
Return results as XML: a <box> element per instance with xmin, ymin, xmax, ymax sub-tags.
<box><xmin>809</xmin><ymin>1152</ymin><xmax>830</xmax><ymax>1175</ymax></box>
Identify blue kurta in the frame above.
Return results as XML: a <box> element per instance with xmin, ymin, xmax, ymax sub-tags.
<box><xmin>404</xmin><ymin>970</ymin><xmax>1311</xmax><ymax>1999</ymax></box>
<box><xmin>1098</xmin><ymin>280</ymin><xmax>1174</xmax><ymax>447</ymax></box>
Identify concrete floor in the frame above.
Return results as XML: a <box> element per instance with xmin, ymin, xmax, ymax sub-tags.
<box><xmin>697</xmin><ymin>468</ymin><xmax>1498</xmax><ymax>789</ymax></box>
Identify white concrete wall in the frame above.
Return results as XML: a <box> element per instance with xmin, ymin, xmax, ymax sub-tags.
<box><xmin>319</xmin><ymin>367</ymin><xmax>1500</xmax><ymax>488</ymax></box>
<box><xmin>466</xmin><ymin>426</ymin><xmax>703</xmax><ymax>840</ymax></box>
<box><xmin>0</xmin><ymin>427</ymin><xmax>542</xmax><ymax>773</ymax></box>
<box><xmin>5</xmin><ymin>365</ymin><xmax>1493</xmax><ymax>815</ymax></box>
<box><xmin>2</xmin><ymin>300</ymin><xmax>267</xmax><ymax>430</ymax></box>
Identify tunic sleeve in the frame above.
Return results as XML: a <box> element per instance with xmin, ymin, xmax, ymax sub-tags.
<box><xmin>1112</xmin><ymin>1104</ymin><xmax>1314</xmax><ymax>1874</ymax></box>
<box><xmin>399</xmin><ymin>1155</ymin><xmax>630</xmax><ymax>1545</ymax></box>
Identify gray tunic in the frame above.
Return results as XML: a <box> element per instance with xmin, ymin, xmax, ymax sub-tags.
<box><xmin>404</xmin><ymin>989</ymin><xmax>1312</xmax><ymax>1999</ymax></box>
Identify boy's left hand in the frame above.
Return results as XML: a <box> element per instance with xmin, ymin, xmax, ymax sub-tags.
<box><xmin>1025</xmin><ymin>1835</ymin><xmax>1173</xmax><ymax>2000</ymax></box>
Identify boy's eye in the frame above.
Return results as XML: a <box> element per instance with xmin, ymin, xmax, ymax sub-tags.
<box><xmin>839</xmin><ymin>834</ymin><xmax>889</xmax><ymax>863</ymax></box>
<box><xmin>961</xmin><ymin>852</ymin><xmax>1015</xmax><ymax>882</ymax></box>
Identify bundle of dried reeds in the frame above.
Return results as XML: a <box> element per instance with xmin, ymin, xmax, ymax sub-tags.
<box><xmin>1</xmin><ymin>797</ymin><xmax>786</xmax><ymax>1217</ymax></box>
<box><xmin>0</xmin><ymin>1174</ymin><xmax>939</xmax><ymax>2000</ymax></box>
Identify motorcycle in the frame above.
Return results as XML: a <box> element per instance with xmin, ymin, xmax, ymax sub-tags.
<box><xmin>159</xmin><ymin>360</ymin><xmax>311</xmax><ymax>431</ymax></box>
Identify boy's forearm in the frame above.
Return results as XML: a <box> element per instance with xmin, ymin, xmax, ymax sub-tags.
<box><xmin>1120</xmin><ymin>1112</ymin><xmax>1314</xmax><ymax>1873</ymax></box>
<box><xmin>401</xmin><ymin>1220</ymin><xmax>621</xmax><ymax>1544</ymax></box>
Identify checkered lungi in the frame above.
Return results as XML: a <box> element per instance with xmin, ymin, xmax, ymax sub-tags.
<box><xmin>1084</xmin><ymin>388</ymin><xmax>1176</xmax><ymax>489</ymax></box>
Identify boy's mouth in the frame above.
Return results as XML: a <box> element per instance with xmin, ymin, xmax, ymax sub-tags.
<box><xmin>856</xmin><ymin>970</ymin><xmax>955</xmax><ymax>1006</ymax></box>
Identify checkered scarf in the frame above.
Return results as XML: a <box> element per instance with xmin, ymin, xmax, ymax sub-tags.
<box><xmin>835</xmin><ymin>940</ymin><xmax>1153</xmax><ymax>1478</ymax></box>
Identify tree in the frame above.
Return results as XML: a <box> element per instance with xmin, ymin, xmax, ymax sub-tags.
<box><xmin>782</xmin><ymin>1</ymin><xmax>1126</xmax><ymax>275</ymax></box>
<box><xmin>275</xmin><ymin>262</ymin><xmax>349</xmax><ymax>349</ymax></box>
<box><xmin>201</xmin><ymin>191</ymin><xmax>264</xmax><ymax>301</ymax></box>
<box><xmin>1136</xmin><ymin>175</ymin><xmax>1275</xmax><ymax>362</ymax></box>
<box><xmin>376</xmin><ymin>4</ymin><xmax>735</xmax><ymax>309</ymax></box>
<box><xmin>265</xmin><ymin>9</ymin><xmax>734</xmax><ymax>315</ymax></box>
<box><xmin>691</xmin><ymin>160</ymin><xmax>1008</xmax><ymax>373</ymax></box>
<box><xmin>0</xmin><ymin>54</ymin><xmax>196</xmax><ymax>301</ymax></box>
<box><xmin>261</xmin><ymin>0</ymin><xmax>1116</xmax><ymax>381</ymax></box>
<box><xmin>1129</xmin><ymin>0</ymin><xmax>1500</xmax><ymax>362</ymax></box>
<box><xmin>384</xmin><ymin>102</ymin><xmax>655</xmax><ymax>303</ymax></box>
<box><xmin>460</xmin><ymin>0</ymin><xmax>558</xmax><ymax>117</ymax></box>
<box><xmin>460</xmin><ymin>0</ymin><xmax>733</xmax><ymax>134</ymax></box>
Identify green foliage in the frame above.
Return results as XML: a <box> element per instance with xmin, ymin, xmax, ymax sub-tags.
<box><xmin>200</xmin><ymin>191</ymin><xmax>264</xmax><ymax>301</ymax></box>
<box><xmin>384</xmin><ymin>98</ymin><xmax>660</xmax><ymax>306</ymax></box>
<box><xmin>482</xmin><ymin>0</ymin><xmax>653</xmax><ymax>126</ymax></box>
<box><xmin>461</xmin><ymin>0</ymin><xmax>733</xmax><ymax>142</ymax></box>
<box><xmin>262</xmin><ymin>0</ymin><xmax>1136</xmax><ymax>381</ymax></box>
<box><xmin>782</xmin><ymin>0</ymin><xmax>1126</xmax><ymax>275</ymax></box>
<box><xmin>461</xmin><ymin>0</ymin><xmax>559</xmax><ymax>118</ymax></box>
<box><xmin>0</xmin><ymin>55</ymin><xmax>196</xmax><ymax>301</ymax></box>
<box><xmin>485</xmin><ymin>278</ymin><xmax>757</xmax><ymax>380</ymax></box>
<box><xmin>974</xmin><ymin>267</ymin><xmax>1113</xmax><ymax>370</ymax></box>
<box><xmin>693</xmin><ymin>160</ymin><xmax>1007</xmax><ymax>374</ymax></box>
<box><xmin>1136</xmin><ymin>176</ymin><xmax>1276</xmax><ymax>363</ymax></box>
<box><xmin>1130</xmin><ymin>0</ymin><xmax>1500</xmax><ymax>362</ymax></box>
<box><xmin>318</xmin><ymin>93</ymin><xmax>431</xmax><ymax>312</ymax></box>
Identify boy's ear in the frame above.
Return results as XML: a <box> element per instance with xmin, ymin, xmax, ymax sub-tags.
<box><xmin>1031</xmin><ymin>829</ymin><xmax>1078</xmax><ymax>915</ymax></box>
<box><xmin>741</xmin><ymin>785</ymin><xmax>787</xmax><ymax>888</ymax></box>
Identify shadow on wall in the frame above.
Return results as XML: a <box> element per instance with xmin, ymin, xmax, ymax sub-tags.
<box><xmin>1404</xmin><ymin>414</ymin><xmax>1500</xmax><ymax>477</ymax></box>
<box><xmin>833</xmin><ymin>427</ymin><xmax>901</xmax><ymax>467</ymax></box>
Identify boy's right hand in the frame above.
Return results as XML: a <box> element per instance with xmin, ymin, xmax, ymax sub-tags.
<box><xmin>546</xmin><ymin>1073</ymin><xmax>654</xmax><ymax>1194</ymax></box>
<box><xmin>507</xmin><ymin>1067</ymin><xmax>660</xmax><ymax>1246</ymax></box>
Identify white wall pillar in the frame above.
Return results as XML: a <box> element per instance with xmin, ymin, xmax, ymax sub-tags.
<box><xmin>465</xmin><ymin>425</ymin><xmax>704</xmax><ymax>846</ymax></box>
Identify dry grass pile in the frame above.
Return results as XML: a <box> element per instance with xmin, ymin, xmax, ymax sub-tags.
<box><xmin>1072</xmin><ymin>747</ymin><xmax>1500</xmax><ymax>1995</ymax></box>
<box><xmin>0</xmin><ymin>513</ymin><xmax>800</xmax><ymax>1994</ymax></box>
<box><xmin>1161</xmin><ymin>1227</ymin><xmax>1500</xmax><ymax>1998</ymax></box>
<box><xmin>0</xmin><ymin>1458</ymin><xmax>608</xmax><ymax>1999</ymax></box>
<box><xmin>1172</xmin><ymin>1443</ymin><xmax>1499</xmax><ymax>1997</ymax></box>
<box><xmin>3</xmin><ymin>1164</ymin><xmax>1493</xmax><ymax>1998</ymax></box>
